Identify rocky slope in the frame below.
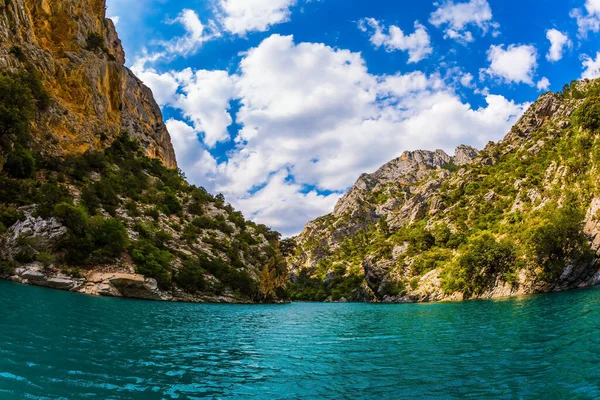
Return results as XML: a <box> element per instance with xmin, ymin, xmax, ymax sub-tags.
<box><xmin>0</xmin><ymin>0</ymin><xmax>176</xmax><ymax>167</ymax></box>
<box><xmin>288</xmin><ymin>79</ymin><xmax>600</xmax><ymax>303</ymax></box>
<box><xmin>0</xmin><ymin>1</ymin><xmax>287</xmax><ymax>303</ymax></box>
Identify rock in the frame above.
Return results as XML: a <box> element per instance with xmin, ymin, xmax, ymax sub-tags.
<box><xmin>453</xmin><ymin>145</ymin><xmax>479</xmax><ymax>166</ymax></box>
<box><xmin>12</xmin><ymin>264</ymin><xmax>84</xmax><ymax>291</ymax></box>
<box><xmin>484</xmin><ymin>191</ymin><xmax>496</xmax><ymax>202</ymax></box>
<box><xmin>7</xmin><ymin>208</ymin><xmax>67</xmax><ymax>255</ymax></box>
<box><xmin>0</xmin><ymin>0</ymin><xmax>176</xmax><ymax>168</ymax></box>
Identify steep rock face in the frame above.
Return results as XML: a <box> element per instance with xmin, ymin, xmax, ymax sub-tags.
<box><xmin>0</xmin><ymin>2</ymin><xmax>287</xmax><ymax>303</ymax></box>
<box><xmin>292</xmin><ymin>146</ymin><xmax>476</xmax><ymax>277</ymax></box>
<box><xmin>0</xmin><ymin>0</ymin><xmax>176</xmax><ymax>168</ymax></box>
<box><xmin>289</xmin><ymin>79</ymin><xmax>600</xmax><ymax>303</ymax></box>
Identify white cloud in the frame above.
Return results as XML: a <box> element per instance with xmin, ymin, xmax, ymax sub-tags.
<box><xmin>482</xmin><ymin>44</ymin><xmax>538</xmax><ymax>85</ymax></box>
<box><xmin>429</xmin><ymin>0</ymin><xmax>499</xmax><ymax>43</ymax></box>
<box><xmin>536</xmin><ymin>77</ymin><xmax>550</xmax><ymax>91</ymax></box>
<box><xmin>132</xmin><ymin>68</ymin><xmax>180</xmax><ymax>106</ymax></box>
<box><xmin>582</xmin><ymin>52</ymin><xmax>600</xmax><ymax>79</ymax></box>
<box><xmin>236</xmin><ymin>171</ymin><xmax>341</xmax><ymax>236</ymax></box>
<box><xmin>171</xmin><ymin>69</ymin><xmax>237</xmax><ymax>148</ymax></box>
<box><xmin>108</xmin><ymin>16</ymin><xmax>120</xmax><ymax>26</ymax></box>
<box><xmin>218</xmin><ymin>0</ymin><xmax>297</xmax><ymax>35</ymax></box>
<box><xmin>359</xmin><ymin>18</ymin><xmax>433</xmax><ymax>63</ymax></box>
<box><xmin>546</xmin><ymin>29</ymin><xmax>571</xmax><ymax>62</ymax></box>
<box><xmin>138</xmin><ymin>35</ymin><xmax>527</xmax><ymax>235</ymax></box>
<box><xmin>158</xmin><ymin>9</ymin><xmax>220</xmax><ymax>57</ymax></box>
<box><xmin>460</xmin><ymin>73</ymin><xmax>475</xmax><ymax>88</ymax></box>
<box><xmin>571</xmin><ymin>0</ymin><xmax>600</xmax><ymax>37</ymax></box>
<box><xmin>165</xmin><ymin>119</ymin><xmax>218</xmax><ymax>189</ymax></box>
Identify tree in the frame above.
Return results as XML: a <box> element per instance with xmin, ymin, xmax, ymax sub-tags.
<box><xmin>279</xmin><ymin>238</ymin><xmax>297</xmax><ymax>257</ymax></box>
<box><xmin>175</xmin><ymin>260</ymin><xmax>206</xmax><ymax>293</ymax></box>
<box><xmin>442</xmin><ymin>232</ymin><xmax>516</xmax><ymax>297</ymax></box>
<box><xmin>90</xmin><ymin>217</ymin><xmax>128</xmax><ymax>259</ymax></box>
<box><xmin>575</xmin><ymin>97</ymin><xmax>600</xmax><ymax>132</ymax></box>
<box><xmin>4</xmin><ymin>147</ymin><xmax>35</xmax><ymax>178</ymax></box>
<box><xmin>524</xmin><ymin>202</ymin><xmax>590</xmax><ymax>282</ymax></box>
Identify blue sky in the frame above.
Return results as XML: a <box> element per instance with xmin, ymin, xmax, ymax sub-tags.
<box><xmin>106</xmin><ymin>0</ymin><xmax>600</xmax><ymax>235</ymax></box>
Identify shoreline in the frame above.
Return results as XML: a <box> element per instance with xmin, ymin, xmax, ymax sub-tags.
<box><xmin>4</xmin><ymin>263</ymin><xmax>598</xmax><ymax>306</ymax></box>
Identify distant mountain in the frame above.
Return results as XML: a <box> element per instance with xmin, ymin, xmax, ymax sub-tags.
<box><xmin>288</xmin><ymin>79</ymin><xmax>600</xmax><ymax>303</ymax></box>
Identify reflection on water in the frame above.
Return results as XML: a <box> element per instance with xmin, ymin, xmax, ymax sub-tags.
<box><xmin>1</xmin><ymin>281</ymin><xmax>600</xmax><ymax>399</ymax></box>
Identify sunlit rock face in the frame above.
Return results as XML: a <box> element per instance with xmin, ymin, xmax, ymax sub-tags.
<box><xmin>0</xmin><ymin>0</ymin><xmax>176</xmax><ymax>168</ymax></box>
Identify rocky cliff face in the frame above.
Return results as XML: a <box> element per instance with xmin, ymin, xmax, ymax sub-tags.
<box><xmin>288</xmin><ymin>79</ymin><xmax>600</xmax><ymax>303</ymax></box>
<box><xmin>0</xmin><ymin>0</ymin><xmax>176</xmax><ymax>168</ymax></box>
<box><xmin>0</xmin><ymin>1</ymin><xmax>287</xmax><ymax>303</ymax></box>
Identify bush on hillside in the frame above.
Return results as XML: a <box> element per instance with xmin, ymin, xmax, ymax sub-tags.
<box><xmin>4</xmin><ymin>147</ymin><xmax>35</xmax><ymax>178</ymax></box>
<box><xmin>575</xmin><ymin>97</ymin><xmax>600</xmax><ymax>132</ymax></box>
<box><xmin>441</xmin><ymin>232</ymin><xmax>516</xmax><ymax>297</ymax></box>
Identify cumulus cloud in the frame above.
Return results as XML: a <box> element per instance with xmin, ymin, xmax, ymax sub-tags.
<box><xmin>235</xmin><ymin>171</ymin><xmax>341</xmax><ymax>236</ymax></box>
<box><xmin>171</xmin><ymin>69</ymin><xmax>237</xmax><ymax>148</ymax></box>
<box><xmin>570</xmin><ymin>0</ymin><xmax>600</xmax><ymax>37</ymax></box>
<box><xmin>545</xmin><ymin>29</ymin><xmax>571</xmax><ymax>62</ymax></box>
<box><xmin>536</xmin><ymin>77</ymin><xmax>550</xmax><ymax>91</ymax></box>
<box><xmin>481</xmin><ymin>44</ymin><xmax>538</xmax><ymax>85</ymax></box>
<box><xmin>159</xmin><ymin>9</ymin><xmax>221</xmax><ymax>57</ymax></box>
<box><xmin>217</xmin><ymin>0</ymin><xmax>297</xmax><ymax>35</ymax></box>
<box><xmin>429</xmin><ymin>0</ymin><xmax>500</xmax><ymax>43</ymax></box>
<box><xmin>165</xmin><ymin>119</ymin><xmax>218</xmax><ymax>189</ymax></box>
<box><xmin>581</xmin><ymin>52</ymin><xmax>600</xmax><ymax>79</ymax></box>
<box><xmin>137</xmin><ymin>35</ymin><xmax>527</xmax><ymax>235</ymax></box>
<box><xmin>359</xmin><ymin>18</ymin><xmax>433</xmax><ymax>63</ymax></box>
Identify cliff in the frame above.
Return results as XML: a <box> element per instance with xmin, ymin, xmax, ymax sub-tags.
<box><xmin>288</xmin><ymin>79</ymin><xmax>600</xmax><ymax>303</ymax></box>
<box><xmin>0</xmin><ymin>1</ymin><xmax>287</xmax><ymax>303</ymax></box>
<box><xmin>0</xmin><ymin>0</ymin><xmax>176</xmax><ymax>168</ymax></box>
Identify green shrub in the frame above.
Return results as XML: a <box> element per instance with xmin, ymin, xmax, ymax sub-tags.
<box><xmin>53</xmin><ymin>203</ymin><xmax>93</xmax><ymax>265</ymax></box>
<box><xmin>9</xmin><ymin>45</ymin><xmax>25</xmax><ymax>61</ymax></box>
<box><xmin>161</xmin><ymin>191</ymin><xmax>182</xmax><ymax>215</ymax></box>
<box><xmin>575</xmin><ymin>97</ymin><xmax>600</xmax><ymax>132</ymax></box>
<box><xmin>441</xmin><ymin>161</ymin><xmax>459</xmax><ymax>172</ymax></box>
<box><xmin>53</xmin><ymin>203</ymin><xmax>88</xmax><ymax>236</ymax></box>
<box><xmin>36</xmin><ymin>252</ymin><xmax>54</xmax><ymax>267</ymax></box>
<box><xmin>4</xmin><ymin>147</ymin><xmax>35</xmax><ymax>178</ymax></box>
<box><xmin>86</xmin><ymin>32</ymin><xmax>106</xmax><ymax>52</ymax></box>
<box><xmin>524</xmin><ymin>203</ymin><xmax>590</xmax><ymax>282</ymax></box>
<box><xmin>175</xmin><ymin>260</ymin><xmax>207</xmax><ymax>293</ymax></box>
<box><xmin>441</xmin><ymin>232</ymin><xmax>516</xmax><ymax>297</ymax></box>
<box><xmin>0</xmin><ymin>205</ymin><xmax>21</xmax><ymax>228</ymax></box>
<box><xmin>411</xmin><ymin>248</ymin><xmax>452</xmax><ymax>276</ymax></box>
<box><xmin>131</xmin><ymin>239</ymin><xmax>173</xmax><ymax>289</ymax></box>
<box><xmin>15</xmin><ymin>248</ymin><xmax>35</xmax><ymax>264</ymax></box>
<box><xmin>35</xmin><ymin>182</ymin><xmax>73</xmax><ymax>218</ymax></box>
<box><xmin>90</xmin><ymin>217</ymin><xmax>128</xmax><ymax>259</ymax></box>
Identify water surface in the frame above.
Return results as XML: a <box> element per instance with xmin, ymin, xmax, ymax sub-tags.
<box><xmin>1</xmin><ymin>281</ymin><xmax>600</xmax><ymax>399</ymax></box>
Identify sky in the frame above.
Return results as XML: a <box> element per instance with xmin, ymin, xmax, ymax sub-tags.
<box><xmin>106</xmin><ymin>0</ymin><xmax>600</xmax><ymax>236</ymax></box>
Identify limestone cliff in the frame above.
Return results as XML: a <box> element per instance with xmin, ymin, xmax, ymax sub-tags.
<box><xmin>288</xmin><ymin>79</ymin><xmax>600</xmax><ymax>303</ymax></box>
<box><xmin>0</xmin><ymin>1</ymin><xmax>287</xmax><ymax>303</ymax></box>
<box><xmin>0</xmin><ymin>0</ymin><xmax>176</xmax><ymax>167</ymax></box>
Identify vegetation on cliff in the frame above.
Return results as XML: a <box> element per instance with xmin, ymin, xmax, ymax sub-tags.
<box><xmin>0</xmin><ymin>70</ymin><xmax>287</xmax><ymax>302</ymax></box>
<box><xmin>289</xmin><ymin>79</ymin><xmax>600</xmax><ymax>302</ymax></box>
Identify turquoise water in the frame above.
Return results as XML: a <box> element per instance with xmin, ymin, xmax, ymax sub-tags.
<box><xmin>1</xmin><ymin>281</ymin><xmax>600</xmax><ymax>399</ymax></box>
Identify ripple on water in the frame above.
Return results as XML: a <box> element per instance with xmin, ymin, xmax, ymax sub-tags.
<box><xmin>1</xmin><ymin>282</ymin><xmax>600</xmax><ymax>399</ymax></box>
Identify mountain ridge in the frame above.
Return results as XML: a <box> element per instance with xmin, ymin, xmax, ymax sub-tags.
<box><xmin>288</xmin><ymin>78</ymin><xmax>600</xmax><ymax>303</ymax></box>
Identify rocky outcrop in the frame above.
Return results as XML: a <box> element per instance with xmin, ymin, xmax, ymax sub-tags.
<box><xmin>289</xmin><ymin>79</ymin><xmax>600</xmax><ymax>303</ymax></box>
<box><xmin>5</xmin><ymin>263</ymin><xmax>258</xmax><ymax>303</ymax></box>
<box><xmin>454</xmin><ymin>145</ymin><xmax>478</xmax><ymax>166</ymax></box>
<box><xmin>0</xmin><ymin>0</ymin><xmax>176</xmax><ymax>168</ymax></box>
